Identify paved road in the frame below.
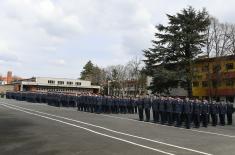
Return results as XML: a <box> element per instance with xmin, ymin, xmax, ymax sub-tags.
<box><xmin>0</xmin><ymin>99</ymin><xmax>235</xmax><ymax>155</ymax></box>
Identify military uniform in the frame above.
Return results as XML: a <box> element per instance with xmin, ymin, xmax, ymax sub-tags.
<box><xmin>174</xmin><ymin>99</ymin><xmax>183</xmax><ymax>127</ymax></box>
<box><xmin>210</xmin><ymin>101</ymin><xmax>218</xmax><ymax>126</ymax></box>
<box><xmin>183</xmin><ymin>99</ymin><xmax>192</xmax><ymax>129</ymax></box>
<box><xmin>159</xmin><ymin>98</ymin><xmax>166</xmax><ymax>124</ymax></box>
<box><xmin>193</xmin><ymin>100</ymin><xmax>201</xmax><ymax>128</ymax></box>
<box><xmin>219</xmin><ymin>102</ymin><xmax>227</xmax><ymax>126</ymax></box>
<box><xmin>226</xmin><ymin>102</ymin><xmax>234</xmax><ymax>125</ymax></box>
<box><xmin>137</xmin><ymin>98</ymin><xmax>144</xmax><ymax>121</ymax></box>
<box><xmin>201</xmin><ymin>100</ymin><xmax>209</xmax><ymax>127</ymax></box>
<box><xmin>166</xmin><ymin>98</ymin><xmax>174</xmax><ymax>126</ymax></box>
<box><xmin>152</xmin><ymin>97</ymin><xmax>160</xmax><ymax>123</ymax></box>
<box><xmin>143</xmin><ymin>96</ymin><xmax>151</xmax><ymax>122</ymax></box>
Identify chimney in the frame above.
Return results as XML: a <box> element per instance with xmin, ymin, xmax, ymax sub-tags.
<box><xmin>7</xmin><ymin>71</ymin><xmax>12</xmax><ymax>84</ymax></box>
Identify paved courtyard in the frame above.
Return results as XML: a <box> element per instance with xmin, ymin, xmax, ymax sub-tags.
<box><xmin>0</xmin><ymin>98</ymin><xmax>235</xmax><ymax>155</ymax></box>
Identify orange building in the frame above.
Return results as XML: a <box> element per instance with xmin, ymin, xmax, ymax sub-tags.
<box><xmin>0</xmin><ymin>71</ymin><xmax>22</xmax><ymax>84</ymax></box>
<box><xmin>192</xmin><ymin>55</ymin><xmax>235</xmax><ymax>102</ymax></box>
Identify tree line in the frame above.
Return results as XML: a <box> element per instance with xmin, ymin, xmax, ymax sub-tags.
<box><xmin>80</xmin><ymin>58</ymin><xmax>147</xmax><ymax>96</ymax></box>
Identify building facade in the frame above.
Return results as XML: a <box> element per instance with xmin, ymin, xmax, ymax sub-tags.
<box><xmin>13</xmin><ymin>77</ymin><xmax>100</xmax><ymax>94</ymax></box>
<box><xmin>0</xmin><ymin>71</ymin><xmax>22</xmax><ymax>85</ymax></box>
<box><xmin>192</xmin><ymin>55</ymin><xmax>235</xmax><ymax>102</ymax></box>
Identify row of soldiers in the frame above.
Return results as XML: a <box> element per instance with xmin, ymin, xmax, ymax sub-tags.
<box><xmin>5</xmin><ymin>91</ymin><xmax>138</xmax><ymax>114</ymax></box>
<box><xmin>5</xmin><ymin>91</ymin><xmax>234</xmax><ymax>129</ymax></box>
<box><xmin>137</xmin><ymin>96</ymin><xmax>234</xmax><ymax>129</ymax></box>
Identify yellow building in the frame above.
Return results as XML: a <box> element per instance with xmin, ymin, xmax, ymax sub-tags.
<box><xmin>192</xmin><ymin>55</ymin><xmax>235</xmax><ymax>102</ymax></box>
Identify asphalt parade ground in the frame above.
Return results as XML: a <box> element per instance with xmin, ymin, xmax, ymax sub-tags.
<box><xmin>0</xmin><ymin>99</ymin><xmax>235</xmax><ymax>155</ymax></box>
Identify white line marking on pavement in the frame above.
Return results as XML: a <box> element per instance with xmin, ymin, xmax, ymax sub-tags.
<box><xmin>99</xmin><ymin>114</ymin><xmax>235</xmax><ymax>138</ymax></box>
<box><xmin>1</xmin><ymin>102</ymin><xmax>213</xmax><ymax>155</ymax></box>
<box><xmin>0</xmin><ymin>104</ymin><xmax>174</xmax><ymax>155</ymax></box>
<box><xmin>1</xmin><ymin>100</ymin><xmax>234</xmax><ymax>139</ymax></box>
<box><xmin>44</xmin><ymin>104</ymin><xmax>235</xmax><ymax>138</ymax></box>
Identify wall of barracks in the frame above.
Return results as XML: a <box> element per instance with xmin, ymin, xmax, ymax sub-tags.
<box><xmin>192</xmin><ymin>55</ymin><xmax>235</xmax><ymax>102</ymax></box>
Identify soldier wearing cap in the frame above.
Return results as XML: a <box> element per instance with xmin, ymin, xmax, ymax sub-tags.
<box><xmin>210</xmin><ymin>101</ymin><xmax>218</xmax><ymax>126</ymax></box>
<box><xmin>137</xmin><ymin>96</ymin><xmax>144</xmax><ymax>121</ymax></box>
<box><xmin>159</xmin><ymin>97</ymin><xmax>166</xmax><ymax>124</ymax></box>
<box><xmin>152</xmin><ymin>96</ymin><xmax>160</xmax><ymax>123</ymax></box>
<box><xmin>226</xmin><ymin>101</ymin><xmax>234</xmax><ymax>125</ymax></box>
<box><xmin>174</xmin><ymin>98</ymin><xmax>183</xmax><ymax>127</ymax></box>
<box><xmin>201</xmin><ymin>99</ymin><xmax>209</xmax><ymax>127</ymax></box>
<box><xmin>143</xmin><ymin>95</ymin><xmax>151</xmax><ymax>122</ymax></box>
<box><xmin>183</xmin><ymin>98</ymin><xmax>192</xmax><ymax>129</ymax></box>
<box><xmin>218</xmin><ymin>101</ymin><xmax>226</xmax><ymax>126</ymax></box>
<box><xmin>166</xmin><ymin>97</ymin><xmax>174</xmax><ymax>126</ymax></box>
<box><xmin>192</xmin><ymin>99</ymin><xmax>201</xmax><ymax>128</ymax></box>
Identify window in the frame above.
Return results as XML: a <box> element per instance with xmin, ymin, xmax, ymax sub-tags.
<box><xmin>193</xmin><ymin>81</ymin><xmax>199</xmax><ymax>87</ymax></box>
<box><xmin>58</xmin><ymin>81</ymin><xmax>64</xmax><ymax>85</ymax></box>
<box><xmin>202</xmin><ymin>65</ymin><xmax>209</xmax><ymax>72</ymax></box>
<box><xmin>48</xmin><ymin>80</ymin><xmax>55</xmax><ymax>84</ymax></box>
<box><xmin>193</xmin><ymin>75</ymin><xmax>202</xmax><ymax>80</ymax></box>
<box><xmin>202</xmin><ymin>81</ymin><xmax>208</xmax><ymax>87</ymax></box>
<box><xmin>75</xmin><ymin>82</ymin><xmax>81</xmax><ymax>86</ymax></box>
<box><xmin>212</xmin><ymin>80</ymin><xmax>221</xmax><ymax>88</ymax></box>
<box><xmin>193</xmin><ymin>67</ymin><xmax>200</xmax><ymax>72</ymax></box>
<box><xmin>226</xmin><ymin>79</ymin><xmax>234</xmax><ymax>86</ymax></box>
<box><xmin>226</xmin><ymin>63</ymin><xmax>234</xmax><ymax>70</ymax></box>
<box><xmin>213</xmin><ymin>64</ymin><xmax>221</xmax><ymax>73</ymax></box>
<box><xmin>67</xmin><ymin>81</ymin><xmax>73</xmax><ymax>85</ymax></box>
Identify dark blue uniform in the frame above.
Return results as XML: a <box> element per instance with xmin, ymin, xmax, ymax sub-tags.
<box><xmin>152</xmin><ymin>97</ymin><xmax>160</xmax><ymax>123</ymax></box>
<box><xmin>201</xmin><ymin>101</ymin><xmax>209</xmax><ymax>127</ymax></box>
<box><xmin>174</xmin><ymin>99</ymin><xmax>183</xmax><ymax>127</ymax></box>
<box><xmin>183</xmin><ymin>100</ymin><xmax>192</xmax><ymax>129</ymax></box>
<box><xmin>193</xmin><ymin>100</ymin><xmax>201</xmax><ymax>128</ymax></box>
<box><xmin>137</xmin><ymin>98</ymin><xmax>144</xmax><ymax>121</ymax></box>
<box><xmin>219</xmin><ymin>102</ymin><xmax>227</xmax><ymax>126</ymax></box>
<box><xmin>144</xmin><ymin>97</ymin><xmax>151</xmax><ymax>122</ymax></box>
<box><xmin>210</xmin><ymin>102</ymin><xmax>218</xmax><ymax>126</ymax></box>
<box><xmin>166</xmin><ymin>98</ymin><xmax>173</xmax><ymax>125</ymax></box>
<box><xmin>159</xmin><ymin>98</ymin><xmax>166</xmax><ymax>124</ymax></box>
<box><xmin>226</xmin><ymin>103</ymin><xmax>234</xmax><ymax>125</ymax></box>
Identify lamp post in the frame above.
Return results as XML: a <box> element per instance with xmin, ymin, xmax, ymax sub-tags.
<box><xmin>108</xmin><ymin>80</ymin><xmax>111</xmax><ymax>96</ymax></box>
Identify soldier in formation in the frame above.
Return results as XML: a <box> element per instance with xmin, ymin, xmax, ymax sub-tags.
<box><xmin>142</xmin><ymin>96</ymin><xmax>234</xmax><ymax>129</ymax></box>
<box><xmin>5</xmin><ymin>91</ymin><xmax>235</xmax><ymax>129</ymax></box>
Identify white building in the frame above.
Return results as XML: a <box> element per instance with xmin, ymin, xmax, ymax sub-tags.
<box><xmin>13</xmin><ymin>77</ymin><xmax>100</xmax><ymax>94</ymax></box>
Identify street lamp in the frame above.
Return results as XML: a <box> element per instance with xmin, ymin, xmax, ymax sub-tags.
<box><xmin>108</xmin><ymin>80</ymin><xmax>111</xmax><ymax>96</ymax></box>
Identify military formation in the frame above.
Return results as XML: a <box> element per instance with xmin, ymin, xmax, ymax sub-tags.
<box><xmin>5</xmin><ymin>91</ymin><xmax>235</xmax><ymax>129</ymax></box>
<box><xmin>5</xmin><ymin>91</ymin><xmax>138</xmax><ymax>114</ymax></box>
<box><xmin>137</xmin><ymin>96</ymin><xmax>234</xmax><ymax>129</ymax></box>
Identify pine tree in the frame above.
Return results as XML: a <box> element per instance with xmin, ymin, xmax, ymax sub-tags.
<box><xmin>80</xmin><ymin>60</ymin><xmax>94</xmax><ymax>81</ymax></box>
<box><xmin>143</xmin><ymin>6</ymin><xmax>210</xmax><ymax>97</ymax></box>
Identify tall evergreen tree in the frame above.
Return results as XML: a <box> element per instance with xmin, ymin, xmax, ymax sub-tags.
<box><xmin>143</xmin><ymin>6</ymin><xmax>210</xmax><ymax>97</ymax></box>
<box><xmin>80</xmin><ymin>60</ymin><xmax>94</xmax><ymax>80</ymax></box>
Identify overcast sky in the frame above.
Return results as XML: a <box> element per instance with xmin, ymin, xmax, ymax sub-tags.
<box><xmin>0</xmin><ymin>0</ymin><xmax>235</xmax><ymax>78</ymax></box>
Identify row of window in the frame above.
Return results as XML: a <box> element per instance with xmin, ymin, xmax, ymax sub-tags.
<box><xmin>193</xmin><ymin>79</ymin><xmax>235</xmax><ymax>88</ymax></box>
<box><xmin>37</xmin><ymin>87</ymin><xmax>91</xmax><ymax>92</ymax></box>
<box><xmin>195</xmin><ymin>63</ymin><xmax>234</xmax><ymax>73</ymax></box>
<box><xmin>47</xmin><ymin>80</ymin><xmax>81</xmax><ymax>86</ymax></box>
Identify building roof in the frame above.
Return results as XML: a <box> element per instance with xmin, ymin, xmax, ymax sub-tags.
<box><xmin>194</xmin><ymin>55</ymin><xmax>235</xmax><ymax>63</ymax></box>
<box><xmin>14</xmin><ymin>76</ymin><xmax>100</xmax><ymax>89</ymax></box>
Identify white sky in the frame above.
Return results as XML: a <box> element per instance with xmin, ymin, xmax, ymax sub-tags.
<box><xmin>0</xmin><ymin>0</ymin><xmax>234</xmax><ymax>78</ymax></box>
